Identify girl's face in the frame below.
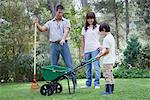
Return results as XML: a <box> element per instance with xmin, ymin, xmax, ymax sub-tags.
<box><xmin>87</xmin><ymin>18</ymin><xmax>94</xmax><ymax>25</ymax></box>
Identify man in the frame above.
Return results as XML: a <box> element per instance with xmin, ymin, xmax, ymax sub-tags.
<box><xmin>96</xmin><ymin>23</ymin><xmax>116</xmax><ymax>95</ymax></box>
<box><xmin>33</xmin><ymin>4</ymin><xmax>77</xmax><ymax>92</ymax></box>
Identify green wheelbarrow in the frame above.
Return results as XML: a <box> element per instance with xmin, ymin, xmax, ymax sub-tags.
<box><xmin>40</xmin><ymin>57</ymin><xmax>97</xmax><ymax>96</ymax></box>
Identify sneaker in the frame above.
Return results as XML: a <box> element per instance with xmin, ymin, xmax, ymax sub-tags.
<box><xmin>95</xmin><ymin>86</ymin><xmax>100</xmax><ymax>89</ymax></box>
<box><xmin>80</xmin><ymin>85</ymin><xmax>92</xmax><ymax>89</ymax></box>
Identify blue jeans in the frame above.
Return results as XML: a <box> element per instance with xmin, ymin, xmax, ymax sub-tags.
<box><xmin>50</xmin><ymin>42</ymin><xmax>73</xmax><ymax>68</ymax></box>
<box><xmin>85</xmin><ymin>49</ymin><xmax>100</xmax><ymax>87</ymax></box>
<box><xmin>50</xmin><ymin>42</ymin><xmax>77</xmax><ymax>87</ymax></box>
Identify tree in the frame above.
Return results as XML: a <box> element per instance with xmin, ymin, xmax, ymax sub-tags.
<box><xmin>125</xmin><ymin>0</ymin><xmax>129</xmax><ymax>42</ymax></box>
<box><xmin>0</xmin><ymin>0</ymin><xmax>35</xmax><ymax>81</ymax></box>
<box><xmin>47</xmin><ymin>0</ymin><xmax>61</xmax><ymax>17</ymax></box>
<box><xmin>81</xmin><ymin>0</ymin><xmax>88</xmax><ymax>8</ymax></box>
<box><xmin>136</xmin><ymin>0</ymin><xmax>150</xmax><ymax>43</ymax></box>
<box><xmin>94</xmin><ymin>0</ymin><xmax>124</xmax><ymax>49</ymax></box>
<box><xmin>123</xmin><ymin>34</ymin><xmax>141</xmax><ymax>68</ymax></box>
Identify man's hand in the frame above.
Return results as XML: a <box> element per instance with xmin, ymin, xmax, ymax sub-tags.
<box><xmin>60</xmin><ymin>39</ymin><xmax>65</xmax><ymax>45</ymax></box>
<box><xmin>33</xmin><ymin>17</ymin><xmax>39</xmax><ymax>24</ymax></box>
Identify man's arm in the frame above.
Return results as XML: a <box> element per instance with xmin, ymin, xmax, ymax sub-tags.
<box><xmin>36</xmin><ymin>23</ymin><xmax>48</xmax><ymax>32</ymax></box>
<box><xmin>63</xmin><ymin>27</ymin><xmax>69</xmax><ymax>40</ymax></box>
<box><xmin>60</xmin><ymin>27</ymin><xmax>69</xmax><ymax>45</ymax></box>
<box><xmin>33</xmin><ymin>18</ymin><xmax>48</xmax><ymax>32</ymax></box>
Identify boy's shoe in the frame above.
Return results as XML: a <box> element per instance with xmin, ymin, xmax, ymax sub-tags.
<box><xmin>95</xmin><ymin>86</ymin><xmax>100</xmax><ymax>89</ymax></box>
<box><xmin>102</xmin><ymin>84</ymin><xmax>113</xmax><ymax>95</ymax></box>
<box><xmin>80</xmin><ymin>85</ymin><xmax>92</xmax><ymax>89</ymax></box>
<box><xmin>112</xmin><ymin>84</ymin><xmax>114</xmax><ymax>93</ymax></box>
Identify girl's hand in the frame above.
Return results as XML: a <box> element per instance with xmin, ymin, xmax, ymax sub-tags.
<box><xmin>98</xmin><ymin>45</ymin><xmax>103</xmax><ymax>51</ymax></box>
<box><xmin>81</xmin><ymin>53</ymin><xmax>85</xmax><ymax>59</ymax></box>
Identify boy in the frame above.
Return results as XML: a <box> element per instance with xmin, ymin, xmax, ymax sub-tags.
<box><xmin>96</xmin><ymin>23</ymin><xmax>116</xmax><ymax>95</ymax></box>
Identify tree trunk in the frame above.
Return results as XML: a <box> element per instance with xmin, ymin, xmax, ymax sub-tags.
<box><xmin>47</xmin><ymin>0</ymin><xmax>62</xmax><ymax>18</ymax></box>
<box><xmin>114</xmin><ymin>0</ymin><xmax>119</xmax><ymax>49</ymax></box>
<box><xmin>125</xmin><ymin>0</ymin><xmax>129</xmax><ymax>42</ymax></box>
<box><xmin>81</xmin><ymin>0</ymin><xmax>88</xmax><ymax>8</ymax></box>
<box><xmin>78</xmin><ymin>47</ymin><xmax>81</xmax><ymax>62</ymax></box>
<box><xmin>47</xmin><ymin>0</ymin><xmax>55</xmax><ymax>17</ymax></box>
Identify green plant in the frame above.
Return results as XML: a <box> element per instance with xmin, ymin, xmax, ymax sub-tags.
<box><xmin>137</xmin><ymin>43</ymin><xmax>150</xmax><ymax>69</ymax></box>
<box><xmin>113</xmin><ymin>66</ymin><xmax>150</xmax><ymax>78</ymax></box>
<box><xmin>123</xmin><ymin>34</ymin><xmax>141</xmax><ymax>68</ymax></box>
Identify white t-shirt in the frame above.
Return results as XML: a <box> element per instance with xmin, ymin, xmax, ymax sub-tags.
<box><xmin>102</xmin><ymin>33</ymin><xmax>116</xmax><ymax>64</ymax></box>
<box><xmin>81</xmin><ymin>24</ymin><xmax>100</xmax><ymax>53</ymax></box>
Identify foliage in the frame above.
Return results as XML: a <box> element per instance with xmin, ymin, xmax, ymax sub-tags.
<box><xmin>137</xmin><ymin>43</ymin><xmax>150</xmax><ymax>69</ymax></box>
<box><xmin>113</xmin><ymin>66</ymin><xmax>150</xmax><ymax>78</ymax></box>
<box><xmin>135</xmin><ymin>0</ymin><xmax>150</xmax><ymax>41</ymax></box>
<box><xmin>94</xmin><ymin>0</ymin><xmax>124</xmax><ymax>14</ymax></box>
<box><xmin>123</xmin><ymin>34</ymin><xmax>141</xmax><ymax>68</ymax></box>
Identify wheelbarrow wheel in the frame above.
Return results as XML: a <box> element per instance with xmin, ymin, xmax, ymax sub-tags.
<box><xmin>55</xmin><ymin>83</ymin><xmax>62</xmax><ymax>93</ymax></box>
<box><xmin>40</xmin><ymin>84</ymin><xmax>53</xmax><ymax>96</ymax></box>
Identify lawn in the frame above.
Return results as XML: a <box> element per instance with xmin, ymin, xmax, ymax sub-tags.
<box><xmin>0</xmin><ymin>78</ymin><xmax>150</xmax><ymax>100</ymax></box>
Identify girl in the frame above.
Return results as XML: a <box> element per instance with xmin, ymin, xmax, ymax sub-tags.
<box><xmin>81</xmin><ymin>12</ymin><xmax>101</xmax><ymax>89</ymax></box>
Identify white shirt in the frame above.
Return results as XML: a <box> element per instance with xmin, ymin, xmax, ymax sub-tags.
<box><xmin>44</xmin><ymin>17</ymin><xmax>71</xmax><ymax>42</ymax></box>
<box><xmin>81</xmin><ymin>24</ymin><xmax>100</xmax><ymax>53</ymax></box>
<box><xmin>102</xmin><ymin>33</ymin><xmax>116</xmax><ymax>64</ymax></box>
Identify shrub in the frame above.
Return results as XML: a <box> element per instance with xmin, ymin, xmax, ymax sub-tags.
<box><xmin>137</xmin><ymin>43</ymin><xmax>150</xmax><ymax>69</ymax></box>
<box><xmin>113</xmin><ymin>66</ymin><xmax>150</xmax><ymax>78</ymax></box>
<box><xmin>123</xmin><ymin>34</ymin><xmax>141</xmax><ymax>68</ymax></box>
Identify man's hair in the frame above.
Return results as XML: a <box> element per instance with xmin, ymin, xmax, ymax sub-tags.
<box><xmin>99</xmin><ymin>23</ymin><xmax>110</xmax><ymax>32</ymax></box>
<box><xmin>56</xmin><ymin>4</ymin><xmax>64</xmax><ymax>11</ymax></box>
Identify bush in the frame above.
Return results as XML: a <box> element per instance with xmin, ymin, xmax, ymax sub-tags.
<box><xmin>0</xmin><ymin>43</ymin><xmax>49</xmax><ymax>83</ymax></box>
<box><xmin>137</xmin><ymin>43</ymin><xmax>150</xmax><ymax>69</ymax></box>
<box><xmin>113</xmin><ymin>66</ymin><xmax>150</xmax><ymax>78</ymax></box>
<box><xmin>123</xmin><ymin>34</ymin><xmax>141</xmax><ymax>68</ymax></box>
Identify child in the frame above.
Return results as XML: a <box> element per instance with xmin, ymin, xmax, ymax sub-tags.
<box><xmin>81</xmin><ymin>12</ymin><xmax>101</xmax><ymax>89</ymax></box>
<box><xmin>96</xmin><ymin>23</ymin><xmax>116</xmax><ymax>94</ymax></box>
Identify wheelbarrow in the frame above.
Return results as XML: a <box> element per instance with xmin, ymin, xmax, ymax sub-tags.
<box><xmin>40</xmin><ymin>57</ymin><xmax>97</xmax><ymax>96</ymax></box>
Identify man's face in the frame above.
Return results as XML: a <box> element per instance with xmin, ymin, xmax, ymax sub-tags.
<box><xmin>56</xmin><ymin>9</ymin><xmax>64</xmax><ymax>20</ymax></box>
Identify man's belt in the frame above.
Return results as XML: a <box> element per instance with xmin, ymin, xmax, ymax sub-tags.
<box><xmin>51</xmin><ymin>40</ymin><xmax>68</xmax><ymax>43</ymax></box>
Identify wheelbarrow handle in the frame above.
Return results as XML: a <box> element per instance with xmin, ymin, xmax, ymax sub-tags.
<box><xmin>80</xmin><ymin>57</ymin><xmax>97</xmax><ymax>66</ymax></box>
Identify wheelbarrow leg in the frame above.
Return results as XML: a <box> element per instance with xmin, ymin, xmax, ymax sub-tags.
<box><xmin>71</xmin><ymin>74</ymin><xmax>77</xmax><ymax>93</ymax></box>
<box><xmin>67</xmin><ymin>78</ymin><xmax>71</xmax><ymax>94</ymax></box>
<box><xmin>64</xmin><ymin>75</ymin><xmax>71</xmax><ymax>94</ymax></box>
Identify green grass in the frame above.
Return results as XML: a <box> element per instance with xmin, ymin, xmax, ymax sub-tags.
<box><xmin>0</xmin><ymin>79</ymin><xmax>150</xmax><ymax>100</ymax></box>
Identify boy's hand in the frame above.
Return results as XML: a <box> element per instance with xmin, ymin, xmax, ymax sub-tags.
<box><xmin>98</xmin><ymin>45</ymin><xmax>103</xmax><ymax>51</ymax></box>
<box><xmin>96</xmin><ymin>54</ymin><xmax>101</xmax><ymax>60</ymax></box>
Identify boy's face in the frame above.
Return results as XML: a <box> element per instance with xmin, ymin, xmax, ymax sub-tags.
<box><xmin>99</xmin><ymin>31</ymin><xmax>107</xmax><ymax>37</ymax></box>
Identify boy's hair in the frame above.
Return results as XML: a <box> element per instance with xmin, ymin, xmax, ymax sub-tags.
<box><xmin>99</xmin><ymin>23</ymin><xmax>110</xmax><ymax>32</ymax></box>
<box><xmin>56</xmin><ymin>4</ymin><xmax>64</xmax><ymax>11</ymax></box>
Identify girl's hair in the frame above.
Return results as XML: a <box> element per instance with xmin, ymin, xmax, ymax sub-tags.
<box><xmin>99</xmin><ymin>23</ymin><xmax>110</xmax><ymax>32</ymax></box>
<box><xmin>84</xmin><ymin>12</ymin><xmax>97</xmax><ymax>31</ymax></box>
